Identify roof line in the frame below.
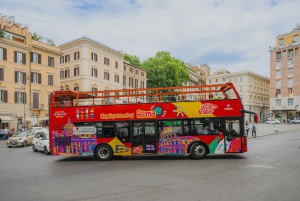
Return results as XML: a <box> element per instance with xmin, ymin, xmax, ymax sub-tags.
<box><xmin>58</xmin><ymin>36</ymin><xmax>123</xmax><ymax>54</ymax></box>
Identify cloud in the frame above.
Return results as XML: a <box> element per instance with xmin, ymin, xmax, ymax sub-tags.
<box><xmin>1</xmin><ymin>0</ymin><xmax>299</xmax><ymax>77</ymax></box>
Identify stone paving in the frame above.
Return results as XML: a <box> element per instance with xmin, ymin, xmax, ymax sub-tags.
<box><xmin>246</xmin><ymin>122</ymin><xmax>300</xmax><ymax>138</ymax></box>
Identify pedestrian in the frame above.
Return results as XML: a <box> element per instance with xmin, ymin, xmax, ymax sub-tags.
<box><xmin>171</xmin><ymin>95</ymin><xmax>177</xmax><ymax>102</ymax></box>
<box><xmin>2</xmin><ymin>127</ymin><xmax>9</xmax><ymax>140</ymax></box>
<box><xmin>246</xmin><ymin>120</ymin><xmax>248</xmax><ymax>126</ymax></box>
<box><xmin>18</xmin><ymin>123</ymin><xmax>23</xmax><ymax>132</ymax></box>
<box><xmin>288</xmin><ymin>119</ymin><xmax>292</xmax><ymax>125</ymax></box>
<box><xmin>246</xmin><ymin>125</ymin><xmax>249</xmax><ymax>136</ymax></box>
<box><xmin>251</xmin><ymin>124</ymin><xmax>257</xmax><ymax>138</ymax></box>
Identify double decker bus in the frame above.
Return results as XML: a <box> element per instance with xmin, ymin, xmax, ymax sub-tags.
<box><xmin>49</xmin><ymin>83</ymin><xmax>258</xmax><ymax>161</ymax></box>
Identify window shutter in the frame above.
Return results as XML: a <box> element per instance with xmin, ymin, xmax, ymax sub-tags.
<box><xmin>23</xmin><ymin>53</ymin><xmax>26</xmax><ymax>65</ymax></box>
<box><xmin>30</xmin><ymin>52</ymin><xmax>33</xmax><ymax>62</ymax></box>
<box><xmin>24</xmin><ymin>92</ymin><xmax>26</xmax><ymax>104</ymax></box>
<box><xmin>91</xmin><ymin>53</ymin><xmax>93</xmax><ymax>60</ymax></box>
<box><xmin>38</xmin><ymin>73</ymin><xmax>41</xmax><ymax>84</ymax></box>
<box><xmin>0</xmin><ymin>68</ymin><xmax>4</xmax><ymax>81</ymax></box>
<box><xmin>14</xmin><ymin>92</ymin><xmax>17</xmax><ymax>103</ymax></box>
<box><xmin>48</xmin><ymin>56</ymin><xmax>50</xmax><ymax>66</ymax></box>
<box><xmin>48</xmin><ymin>75</ymin><xmax>50</xmax><ymax>85</ymax></box>
<box><xmin>51</xmin><ymin>75</ymin><xmax>53</xmax><ymax>85</ymax></box>
<box><xmin>23</xmin><ymin>73</ymin><xmax>26</xmax><ymax>84</ymax></box>
<box><xmin>91</xmin><ymin>69</ymin><xmax>93</xmax><ymax>76</ymax></box>
<box><xmin>3</xmin><ymin>90</ymin><xmax>7</xmax><ymax>103</ymax></box>
<box><xmin>96</xmin><ymin>69</ymin><xmax>98</xmax><ymax>77</ymax></box>
<box><xmin>38</xmin><ymin>54</ymin><xmax>41</xmax><ymax>64</ymax></box>
<box><xmin>3</xmin><ymin>48</ymin><xmax>7</xmax><ymax>61</ymax></box>
<box><xmin>65</xmin><ymin>55</ymin><xmax>67</xmax><ymax>63</ymax></box>
<box><xmin>74</xmin><ymin>68</ymin><xmax>76</xmax><ymax>76</ymax></box>
<box><xmin>78</xmin><ymin>52</ymin><xmax>80</xmax><ymax>59</ymax></box>
<box><xmin>14</xmin><ymin>51</ymin><xmax>17</xmax><ymax>63</ymax></box>
<box><xmin>15</xmin><ymin>71</ymin><xmax>18</xmax><ymax>83</ymax></box>
<box><xmin>31</xmin><ymin>72</ymin><xmax>33</xmax><ymax>82</ymax></box>
<box><xmin>96</xmin><ymin>54</ymin><xmax>97</xmax><ymax>62</ymax></box>
<box><xmin>74</xmin><ymin>52</ymin><xmax>76</xmax><ymax>60</ymax></box>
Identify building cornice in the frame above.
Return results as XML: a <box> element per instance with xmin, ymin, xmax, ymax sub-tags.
<box><xmin>59</xmin><ymin>36</ymin><xmax>123</xmax><ymax>57</ymax></box>
<box><xmin>31</xmin><ymin>44</ymin><xmax>62</xmax><ymax>56</ymax></box>
<box><xmin>0</xmin><ymin>38</ymin><xmax>31</xmax><ymax>51</ymax></box>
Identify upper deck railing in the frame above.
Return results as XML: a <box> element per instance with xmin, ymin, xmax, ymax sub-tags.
<box><xmin>51</xmin><ymin>83</ymin><xmax>239</xmax><ymax>107</ymax></box>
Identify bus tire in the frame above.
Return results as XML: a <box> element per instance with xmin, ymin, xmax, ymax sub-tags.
<box><xmin>95</xmin><ymin>144</ymin><xmax>113</xmax><ymax>161</ymax></box>
<box><xmin>190</xmin><ymin>143</ymin><xmax>207</xmax><ymax>160</ymax></box>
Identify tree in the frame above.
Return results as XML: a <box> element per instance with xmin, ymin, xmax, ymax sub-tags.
<box><xmin>0</xmin><ymin>30</ymin><xmax>4</xmax><ymax>37</ymax></box>
<box><xmin>124</xmin><ymin>53</ymin><xmax>142</xmax><ymax>67</ymax></box>
<box><xmin>142</xmin><ymin>51</ymin><xmax>190</xmax><ymax>88</ymax></box>
<box><xmin>31</xmin><ymin>32</ymin><xmax>41</xmax><ymax>41</ymax></box>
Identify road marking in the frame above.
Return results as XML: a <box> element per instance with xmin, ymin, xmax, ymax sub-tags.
<box><xmin>245</xmin><ymin>165</ymin><xmax>274</xmax><ymax>169</ymax></box>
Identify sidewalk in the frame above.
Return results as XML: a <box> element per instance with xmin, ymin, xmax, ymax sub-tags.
<box><xmin>246</xmin><ymin>123</ymin><xmax>300</xmax><ymax>138</ymax></box>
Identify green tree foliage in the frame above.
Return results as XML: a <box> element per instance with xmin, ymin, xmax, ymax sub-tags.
<box><xmin>0</xmin><ymin>30</ymin><xmax>4</xmax><ymax>37</ymax></box>
<box><xmin>142</xmin><ymin>51</ymin><xmax>190</xmax><ymax>88</ymax></box>
<box><xmin>124</xmin><ymin>53</ymin><xmax>142</xmax><ymax>67</ymax></box>
<box><xmin>31</xmin><ymin>32</ymin><xmax>41</xmax><ymax>41</ymax></box>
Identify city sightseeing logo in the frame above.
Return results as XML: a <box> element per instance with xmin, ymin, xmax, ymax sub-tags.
<box><xmin>199</xmin><ymin>103</ymin><xmax>218</xmax><ymax>114</ymax></box>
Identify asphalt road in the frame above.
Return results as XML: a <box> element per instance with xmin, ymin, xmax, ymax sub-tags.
<box><xmin>0</xmin><ymin>130</ymin><xmax>300</xmax><ymax>201</ymax></box>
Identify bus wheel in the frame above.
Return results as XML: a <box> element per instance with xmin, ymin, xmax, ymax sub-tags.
<box><xmin>95</xmin><ymin>145</ymin><xmax>113</xmax><ymax>161</ymax></box>
<box><xmin>190</xmin><ymin>143</ymin><xmax>207</xmax><ymax>160</ymax></box>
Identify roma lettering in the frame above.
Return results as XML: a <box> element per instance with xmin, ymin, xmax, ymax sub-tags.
<box><xmin>136</xmin><ymin>109</ymin><xmax>156</xmax><ymax>119</ymax></box>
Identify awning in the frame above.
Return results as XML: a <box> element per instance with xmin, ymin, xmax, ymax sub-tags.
<box><xmin>0</xmin><ymin>116</ymin><xmax>13</xmax><ymax>121</ymax></box>
<box><xmin>39</xmin><ymin>117</ymin><xmax>49</xmax><ymax>121</ymax></box>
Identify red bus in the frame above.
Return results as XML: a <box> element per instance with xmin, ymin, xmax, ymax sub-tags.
<box><xmin>49</xmin><ymin>83</ymin><xmax>258</xmax><ymax>161</ymax></box>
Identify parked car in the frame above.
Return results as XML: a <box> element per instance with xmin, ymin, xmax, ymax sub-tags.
<box><xmin>32</xmin><ymin>130</ymin><xmax>50</xmax><ymax>155</ymax></box>
<box><xmin>291</xmin><ymin>118</ymin><xmax>300</xmax><ymax>124</ymax></box>
<box><xmin>30</xmin><ymin>127</ymin><xmax>44</xmax><ymax>131</ymax></box>
<box><xmin>265</xmin><ymin>119</ymin><xmax>280</xmax><ymax>124</ymax></box>
<box><xmin>6</xmin><ymin>130</ymin><xmax>35</xmax><ymax>148</ymax></box>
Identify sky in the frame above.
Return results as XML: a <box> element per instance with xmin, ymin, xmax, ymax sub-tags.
<box><xmin>1</xmin><ymin>0</ymin><xmax>299</xmax><ymax>77</ymax></box>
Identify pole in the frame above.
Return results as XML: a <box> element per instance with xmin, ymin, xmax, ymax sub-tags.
<box><xmin>23</xmin><ymin>81</ymin><xmax>25</xmax><ymax>131</ymax></box>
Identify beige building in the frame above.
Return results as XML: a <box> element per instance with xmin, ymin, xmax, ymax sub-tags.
<box><xmin>0</xmin><ymin>16</ymin><xmax>60</xmax><ymax>131</ymax></box>
<box><xmin>270</xmin><ymin>24</ymin><xmax>300</xmax><ymax>121</ymax></box>
<box><xmin>123</xmin><ymin>62</ymin><xmax>147</xmax><ymax>102</ymax></box>
<box><xmin>206</xmin><ymin>69</ymin><xmax>270</xmax><ymax>122</ymax></box>
<box><xmin>59</xmin><ymin>36</ymin><xmax>147</xmax><ymax>104</ymax></box>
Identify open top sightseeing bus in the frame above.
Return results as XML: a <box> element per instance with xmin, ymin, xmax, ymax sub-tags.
<box><xmin>49</xmin><ymin>83</ymin><xmax>258</xmax><ymax>161</ymax></box>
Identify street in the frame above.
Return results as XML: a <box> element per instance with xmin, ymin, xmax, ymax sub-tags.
<box><xmin>0</xmin><ymin>128</ymin><xmax>299</xmax><ymax>201</ymax></box>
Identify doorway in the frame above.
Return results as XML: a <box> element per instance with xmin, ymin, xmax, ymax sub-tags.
<box><xmin>132</xmin><ymin>121</ymin><xmax>156</xmax><ymax>154</ymax></box>
<box><xmin>224</xmin><ymin>118</ymin><xmax>242</xmax><ymax>153</ymax></box>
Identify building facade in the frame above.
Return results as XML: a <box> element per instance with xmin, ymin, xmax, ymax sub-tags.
<box><xmin>270</xmin><ymin>24</ymin><xmax>300</xmax><ymax>121</ymax></box>
<box><xmin>59</xmin><ymin>37</ymin><xmax>147</xmax><ymax>104</ymax></box>
<box><xmin>206</xmin><ymin>69</ymin><xmax>270</xmax><ymax>122</ymax></box>
<box><xmin>0</xmin><ymin>16</ymin><xmax>60</xmax><ymax>131</ymax></box>
<box><xmin>59</xmin><ymin>36</ymin><xmax>124</xmax><ymax>93</ymax></box>
<box><xmin>123</xmin><ymin>62</ymin><xmax>147</xmax><ymax>103</ymax></box>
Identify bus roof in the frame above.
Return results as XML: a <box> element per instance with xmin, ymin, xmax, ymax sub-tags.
<box><xmin>51</xmin><ymin>83</ymin><xmax>239</xmax><ymax>106</ymax></box>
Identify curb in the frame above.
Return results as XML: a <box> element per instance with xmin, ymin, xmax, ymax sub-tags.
<box><xmin>248</xmin><ymin>127</ymin><xmax>300</xmax><ymax>139</ymax></box>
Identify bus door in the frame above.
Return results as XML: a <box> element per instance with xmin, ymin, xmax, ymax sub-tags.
<box><xmin>224</xmin><ymin>118</ymin><xmax>242</xmax><ymax>153</ymax></box>
<box><xmin>132</xmin><ymin>121</ymin><xmax>156</xmax><ymax>154</ymax></box>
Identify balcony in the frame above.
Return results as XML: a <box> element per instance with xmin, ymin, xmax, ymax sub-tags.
<box><xmin>30</xmin><ymin>103</ymin><xmax>44</xmax><ymax>110</ymax></box>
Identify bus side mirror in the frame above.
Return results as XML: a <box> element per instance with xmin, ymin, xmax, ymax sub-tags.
<box><xmin>254</xmin><ymin>114</ymin><xmax>259</xmax><ymax>123</ymax></box>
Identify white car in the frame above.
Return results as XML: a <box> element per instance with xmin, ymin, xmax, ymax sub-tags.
<box><xmin>32</xmin><ymin>130</ymin><xmax>50</xmax><ymax>155</ymax></box>
<box><xmin>291</xmin><ymin>118</ymin><xmax>300</xmax><ymax>124</ymax></box>
<box><xmin>265</xmin><ymin>119</ymin><xmax>280</xmax><ymax>124</ymax></box>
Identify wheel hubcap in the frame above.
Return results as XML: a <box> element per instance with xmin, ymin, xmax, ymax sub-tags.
<box><xmin>194</xmin><ymin>145</ymin><xmax>205</xmax><ymax>157</ymax></box>
<box><xmin>98</xmin><ymin>147</ymin><xmax>109</xmax><ymax>159</ymax></box>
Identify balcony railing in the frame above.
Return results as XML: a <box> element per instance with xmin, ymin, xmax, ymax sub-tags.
<box><xmin>30</xmin><ymin>103</ymin><xmax>44</xmax><ymax>110</ymax></box>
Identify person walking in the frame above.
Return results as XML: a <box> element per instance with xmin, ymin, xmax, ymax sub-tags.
<box><xmin>18</xmin><ymin>123</ymin><xmax>23</xmax><ymax>132</ymax></box>
<box><xmin>245</xmin><ymin>125</ymin><xmax>249</xmax><ymax>137</ymax></box>
<box><xmin>251</xmin><ymin>124</ymin><xmax>257</xmax><ymax>138</ymax></box>
<box><xmin>2</xmin><ymin>127</ymin><xmax>9</xmax><ymax>140</ymax></box>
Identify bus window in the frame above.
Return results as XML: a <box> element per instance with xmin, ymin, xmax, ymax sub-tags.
<box><xmin>191</xmin><ymin>118</ymin><xmax>222</xmax><ymax>135</ymax></box>
<box><xmin>102</xmin><ymin>122</ymin><xmax>115</xmax><ymax>137</ymax></box>
<box><xmin>225</xmin><ymin>119</ymin><xmax>240</xmax><ymax>140</ymax></box>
